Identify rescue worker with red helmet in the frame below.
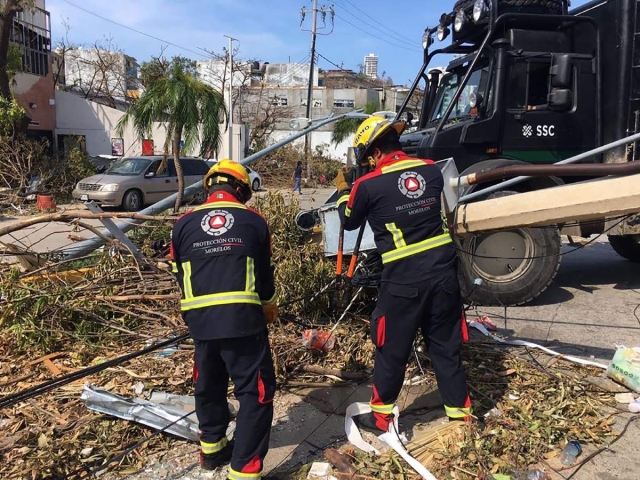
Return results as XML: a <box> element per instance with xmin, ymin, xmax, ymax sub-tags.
<box><xmin>335</xmin><ymin>116</ymin><xmax>472</xmax><ymax>433</ymax></box>
<box><xmin>170</xmin><ymin>159</ymin><xmax>278</xmax><ymax>478</ymax></box>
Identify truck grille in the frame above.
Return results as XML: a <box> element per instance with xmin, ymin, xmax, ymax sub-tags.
<box><xmin>79</xmin><ymin>183</ymin><xmax>101</xmax><ymax>191</ymax></box>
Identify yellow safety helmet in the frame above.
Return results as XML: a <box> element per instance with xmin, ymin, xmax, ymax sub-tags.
<box><xmin>352</xmin><ymin>116</ymin><xmax>406</xmax><ymax>164</ymax></box>
<box><xmin>203</xmin><ymin>159</ymin><xmax>252</xmax><ymax>202</ymax></box>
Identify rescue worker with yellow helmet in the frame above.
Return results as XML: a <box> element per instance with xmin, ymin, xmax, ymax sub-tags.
<box><xmin>170</xmin><ymin>159</ymin><xmax>277</xmax><ymax>477</ymax></box>
<box><xmin>335</xmin><ymin>116</ymin><xmax>472</xmax><ymax>434</ymax></box>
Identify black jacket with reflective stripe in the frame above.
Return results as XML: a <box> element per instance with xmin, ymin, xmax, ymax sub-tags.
<box><xmin>170</xmin><ymin>191</ymin><xmax>275</xmax><ymax>340</ymax></box>
<box><xmin>338</xmin><ymin>151</ymin><xmax>457</xmax><ymax>284</ymax></box>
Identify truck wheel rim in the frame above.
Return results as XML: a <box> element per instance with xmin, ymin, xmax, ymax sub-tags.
<box><xmin>468</xmin><ymin>229</ymin><xmax>534</xmax><ymax>283</ymax></box>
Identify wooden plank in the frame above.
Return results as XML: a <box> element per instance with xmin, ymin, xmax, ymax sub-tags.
<box><xmin>454</xmin><ymin>173</ymin><xmax>640</xmax><ymax>234</ymax></box>
<box><xmin>26</xmin><ymin>352</ymin><xmax>65</xmax><ymax>366</ymax></box>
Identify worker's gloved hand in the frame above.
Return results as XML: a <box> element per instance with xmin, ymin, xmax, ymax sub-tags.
<box><xmin>262</xmin><ymin>302</ymin><xmax>279</xmax><ymax>325</ymax></box>
<box><xmin>335</xmin><ymin>166</ymin><xmax>356</xmax><ymax>193</ymax></box>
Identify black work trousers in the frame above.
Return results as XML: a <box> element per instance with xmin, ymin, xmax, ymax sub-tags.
<box><xmin>193</xmin><ymin>330</ymin><xmax>276</xmax><ymax>475</ymax></box>
<box><xmin>368</xmin><ymin>269</ymin><xmax>470</xmax><ymax>428</ymax></box>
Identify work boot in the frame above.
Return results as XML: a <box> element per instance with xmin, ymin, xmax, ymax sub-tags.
<box><xmin>200</xmin><ymin>440</ymin><xmax>234</xmax><ymax>471</ymax></box>
<box><xmin>352</xmin><ymin>412</ymin><xmax>388</xmax><ymax>435</ymax></box>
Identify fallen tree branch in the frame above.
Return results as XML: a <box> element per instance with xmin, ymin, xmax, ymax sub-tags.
<box><xmin>95</xmin><ymin>294</ymin><xmax>180</xmax><ymax>302</ymax></box>
<box><xmin>0</xmin><ymin>211</ymin><xmax>178</xmax><ymax>237</ymax></box>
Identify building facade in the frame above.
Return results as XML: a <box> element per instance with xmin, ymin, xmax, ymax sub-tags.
<box><xmin>58</xmin><ymin>47</ymin><xmax>139</xmax><ymax>105</ymax></box>
<box><xmin>8</xmin><ymin>0</ymin><xmax>56</xmax><ymax>144</ymax></box>
<box><xmin>363</xmin><ymin>53</ymin><xmax>378</xmax><ymax>79</ymax></box>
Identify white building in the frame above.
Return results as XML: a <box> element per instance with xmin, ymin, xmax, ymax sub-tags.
<box><xmin>364</xmin><ymin>53</ymin><xmax>378</xmax><ymax>79</ymax></box>
<box><xmin>58</xmin><ymin>47</ymin><xmax>139</xmax><ymax>103</ymax></box>
<box><xmin>197</xmin><ymin>59</ymin><xmax>254</xmax><ymax>91</ymax></box>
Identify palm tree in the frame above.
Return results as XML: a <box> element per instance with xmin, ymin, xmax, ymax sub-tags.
<box><xmin>117</xmin><ymin>63</ymin><xmax>227</xmax><ymax>211</ymax></box>
<box><xmin>331</xmin><ymin>101</ymin><xmax>378</xmax><ymax>146</ymax></box>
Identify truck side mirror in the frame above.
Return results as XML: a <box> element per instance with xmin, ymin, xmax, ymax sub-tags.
<box><xmin>548</xmin><ymin>54</ymin><xmax>573</xmax><ymax>111</ymax></box>
<box><xmin>550</xmin><ymin>54</ymin><xmax>572</xmax><ymax>89</ymax></box>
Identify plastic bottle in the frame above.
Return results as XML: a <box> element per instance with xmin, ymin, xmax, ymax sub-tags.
<box><xmin>559</xmin><ymin>440</ymin><xmax>582</xmax><ymax>466</ymax></box>
<box><xmin>512</xmin><ymin>470</ymin><xmax>549</xmax><ymax>480</ymax></box>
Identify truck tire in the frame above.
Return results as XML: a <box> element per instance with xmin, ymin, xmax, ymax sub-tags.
<box><xmin>457</xmin><ymin>191</ymin><xmax>562</xmax><ymax>306</ymax></box>
<box><xmin>608</xmin><ymin>235</ymin><xmax>640</xmax><ymax>263</ymax></box>
<box><xmin>453</xmin><ymin>0</ymin><xmax>563</xmax><ymax>14</ymax></box>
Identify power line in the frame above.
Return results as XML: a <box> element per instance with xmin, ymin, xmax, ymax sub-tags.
<box><xmin>333</xmin><ymin>0</ymin><xmax>416</xmax><ymax>46</ymax></box>
<box><xmin>333</xmin><ymin>12</ymin><xmax>422</xmax><ymax>53</ymax></box>
<box><xmin>60</xmin><ymin>0</ymin><xmax>212</xmax><ymax>60</ymax></box>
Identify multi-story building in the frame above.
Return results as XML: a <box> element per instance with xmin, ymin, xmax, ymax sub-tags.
<box><xmin>58</xmin><ymin>47</ymin><xmax>139</xmax><ymax>106</ymax></box>
<box><xmin>8</xmin><ymin>0</ymin><xmax>56</xmax><ymax>144</ymax></box>
<box><xmin>363</xmin><ymin>53</ymin><xmax>378</xmax><ymax>79</ymax></box>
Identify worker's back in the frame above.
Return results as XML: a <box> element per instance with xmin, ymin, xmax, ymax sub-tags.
<box><xmin>171</xmin><ymin>193</ymin><xmax>272</xmax><ymax>340</ymax></box>
<box><xmin>354</xmin><ymin>153</ymin><xmax>457</xmax><ymax>284</ymax></box>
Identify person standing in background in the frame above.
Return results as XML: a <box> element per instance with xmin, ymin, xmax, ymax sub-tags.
<box><xmin>292</xmin><ymin>161</ymin><xmax>303</xmax><ymax>194</ymax></box>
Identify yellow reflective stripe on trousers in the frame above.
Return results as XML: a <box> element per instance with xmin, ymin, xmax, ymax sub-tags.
<box><xmin>182</xmin><ymin>261</ymin><xmax>194</xmax><ymax>298</ymax></box>
<box><xmin>171</xmin><ymin>262</ymin><xmax>178</xmax><ymax>273</ymax></box>
<box><xmin>385</xmin><ymin>222</ymin><xmax>406</xmax><ymax>248</ymax></box>
<box><xmin>181</xmin><ymin>291</ymin><xmax>261</xmax><ymax>311</ymax></box>
<box><xmin>445</xmin><ymin>405</ymin><xmax>473</xmax><ymax>419</ymax></box>
<box><xmin>246</xmin><ymin>257</ymin><xmax>255</xmax><ymax>292</ymax></box>
<box><xmin>228</xmin><ymin>468</ymin><xmax>262</xmax><ymax>479</ymax></box>
<box><xmin>380</xmin><ymin>159</ymin><xmax>426</xmax><ymax>174</ymax></box>
<box><xmin>370</xmin><ymin>402</ymin><xmax>395</xmax><ymax>415</ymax></box>
<box><xmin>381</xmin><ymin>233</ymin><xmax>452</xmax><ymax>264</ymax></box>
<box><xmin>200</xmin><ymin>437</ymin><xmax>227</xmax><ymax>454</ymax></box>
<box><xmin>192</xmin><ymin>201</ymin><xmax>247</xmax><ymax>212</ymax></box>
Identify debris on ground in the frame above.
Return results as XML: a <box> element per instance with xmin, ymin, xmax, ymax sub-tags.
<box><xmin>0</xmin><ymin>192</ymin><xmax>635</xmax><ymax>480</ymax></box>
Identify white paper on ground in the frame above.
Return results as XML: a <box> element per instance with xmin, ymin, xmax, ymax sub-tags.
<box><xmin>468</xmin><ymin>321</ymin><xmax>608</xmax><ymax>369</ymax></box>
<box><xmin>345</xmin><ymin>402</ymin><xmax>439</xmax><ymax>480</ymax></box>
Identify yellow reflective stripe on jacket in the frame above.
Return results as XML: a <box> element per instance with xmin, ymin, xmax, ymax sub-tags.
<box><xmin>200</xmin><ymin>437</ymin><xmax>228</xmax><ymax>455</ymax></box>
<box><xmin>181</xmin><ymin>291</ymin><xmax>261</xmax><ymax>311</ymax></box>
<box><xmin>336</xmin><ymin>194</ymin><xmax>349</xmax><ymax>206</ymax></box>
<box><xmin>345</xmin><ymin>206</ymin><xmax>352</xmax><ymax>217</ymax></box>
<box><xmin>381</xmin><ymin>233</ymin><xmax>452</xmax><ymax>264</ymax></box>
<box><xmin>192</xmin><ymin>201</ymin><xmax>248</xmax><ymax>212</ymax></box>
<box><xmin>385</xmin><ymin>222</ymin><xmax>406</xmax><ymax>249</ymax></box>
<box><xmin>182</xmin><ymin>261</ymin><xmax>194</xmax><ymax>298</ymax></box>
<box><xmin>380</xmin><ymin>159</ymin><xmax>426</xmax><ymax>174</ymax></box>
<box><xmin>370</xmin><ymin>401</ymin><xmax>395</xmax><ymax>415</ymax></box>
<box><xmin>246</xmin><ymin>257</ymin><xmax>255</xmax><ymax>292</ymax></box>
<box><xmin>445</xmin><ymin>405</ymin><xmax>473</xmax><ymax>419</ymax></box>
<box><xmin>228</xmin><ymin>468</ymin><xmax>262</xmax><ymax>479</ymax></box>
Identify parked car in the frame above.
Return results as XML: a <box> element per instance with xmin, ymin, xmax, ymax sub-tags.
<box><xmin>205</xmin><ymin>159</ymin><xmax>263</xmax><ymax>192</ymax></box>
<box><xmin>72</xmin><ymin>156</ymin><xmax>209</xmax><ymax>211</ymax></box>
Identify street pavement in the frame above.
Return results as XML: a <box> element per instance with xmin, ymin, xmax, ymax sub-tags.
<box><xmin>4</xmin><ymin>189</ymin><xmax>640</xmax><ymax>479</ymax></box>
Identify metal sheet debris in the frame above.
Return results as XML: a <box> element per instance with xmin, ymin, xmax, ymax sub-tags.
<box><xmin>80</xmin><ymin>384</ymin><xmax>236</xmax><ymax>442</ymax></box>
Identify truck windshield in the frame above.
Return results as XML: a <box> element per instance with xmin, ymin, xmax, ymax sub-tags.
<box><xmin>106</xmin><ymin>158</ymin><xmax>152</xmax><ymax>176</ymax></box>
<box><xmin>430</xmin><ymin>67</ymin><xmax>489</xmax><ymax>123</ymax></box>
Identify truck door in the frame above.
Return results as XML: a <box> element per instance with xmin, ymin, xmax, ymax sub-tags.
<box><xmin>500</xmin><ymin>57</ymin><xmax>597</xmax><ymax>165</ymax></box>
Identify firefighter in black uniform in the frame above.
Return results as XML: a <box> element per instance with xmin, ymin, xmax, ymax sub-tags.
<box><xmin>170</xmin><ymin>159</ymin><xmax>278</xmax><ymax>478</ymax></box>
<box><xmin>335</xmin><ymin>116</ymin><xmax>472</xmax><ymax>433</ymax></box>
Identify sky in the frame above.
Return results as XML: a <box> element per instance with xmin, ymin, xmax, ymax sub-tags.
<box><xmin>47</xmin><ymin>0</ymin><xmax>594</xmax><ymax>87</ymax></box>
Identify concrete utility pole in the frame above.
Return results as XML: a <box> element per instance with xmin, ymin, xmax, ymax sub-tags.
<box><xmin>223</xmin><ymin>34</ymin><xmax>237</xmax><ymax>159</ymax></box>
<box><xmin>300</xmin><ymin>2</ymin><xmax>334</xmax><ymax>178</ymax></box>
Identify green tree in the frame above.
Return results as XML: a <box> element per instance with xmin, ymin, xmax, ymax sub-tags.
<box><xmin>117</xmin><ymin>63</ymin><xmax>226</xmax><ymax>212</ymax></box>
<box><xmin>139</xmin><ymin>54</ymin><xmax>198</xmax><ymax>89</ymax></box>
<box><xmin>331</xmin><ymin>101</ymin><xmax>379</xmax><ymax>146</ymax></box>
